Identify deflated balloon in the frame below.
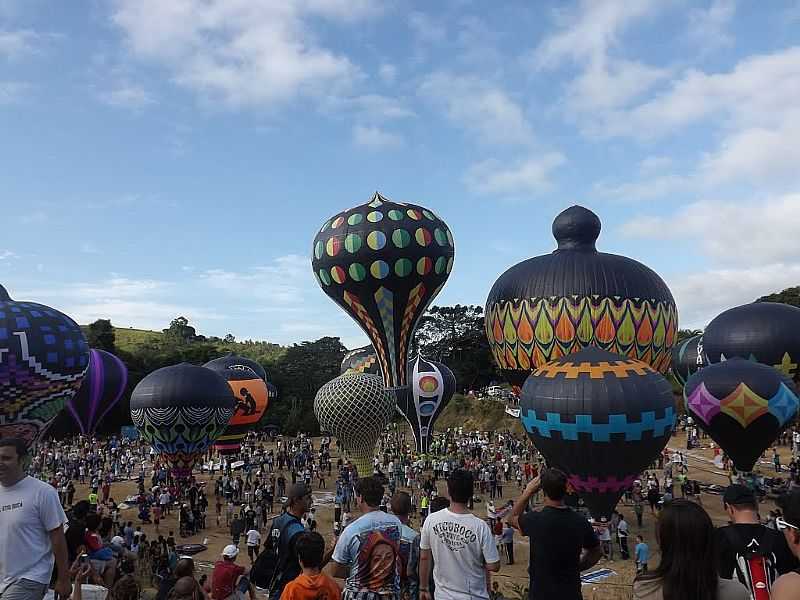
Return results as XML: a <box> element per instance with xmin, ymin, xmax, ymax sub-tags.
<box><xmin>520</xmin><ymin>347</ymin><xmax>675</xmax><ymax>519</ymax></box>
<box><xmin>684</xmin><ymin>357</ymin><xmax>799</xmax><ymax>472</ymax></box>
<box><xmin>204</xmin><ymin>355</ymin><xmax>269</xmax><ymax>455</ymax></box>
<box><xmin>703</xmin><ymin>302</ymin><xmax>800</xmax><ymax>382</ymax></box>
<box><xmin>486</xmin><ymin>206</ymin><xmax>677</xmax><ymax>394</ymax></box>
<box><xmin>65</xmin><ymin>349</ymin><xmax>128</xmax><ymax>435</ymax></box>
<box><xmin>131</xmin><ymin>363</ymin><xmax>235</xmax><ymax>477</ymax></box>
<box><xmin>0</xmin><ymin>284</ymin><xmax>89</xmax><ymax>445</ymax></box>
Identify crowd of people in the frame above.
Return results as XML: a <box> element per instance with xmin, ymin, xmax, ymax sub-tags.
<box><xmin>3</xmin><ymin>421</ymin><xmax>800</xmax><ymax>600</ymax></box>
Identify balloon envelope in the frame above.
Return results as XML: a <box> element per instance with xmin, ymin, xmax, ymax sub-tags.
<box><xmin>312</xmin><ymin>192</ymin><xmax>455</xmax><ymax>397</ymax></box>
<box><xmin>703</xmin><ymin>302</ymin><xmax>800</xmax><ymax>382</ymax></box>
<box><xmin>314</xmin><ymin>373</ymin><xmax>395</xmax><ymax>476</ymax></box>
<box><xmin>65</xmin><ymin>349</ymin><xmax>128</xmax><ymax>434</ymax></box>
<box><xmin>204</xmin><ymin>355</ymin><xmax>269</xmax><ymax>455</ymax></box>
<box><xmin>520</xmin><ymin>347</ymin><xmax>676</xmax><ymax>519</ymax></box>
<box><xmin>684</xmin><ymin>357</ymin><xmax>799</xmax><ymax>472</ymax></box>
<box><xmin>486</xmin><ymin>206</ymin><xmax>677</xmax><ymax>393</ymax></box>
<box><xmin>671</xmin><ymin>335</ymin><xmax>704</xmax><ymax>387</ymax></box>
<box><xmin>0</xmin><ymin>284</ymin><xmax>89</xmax><ymax>445</ymax></box>
<box><xmin>403</xmin><ymin>355</ymin><xmax>455</xmax><ymax>453</ymax></box>
<box><xmin>130</xmin><ymin>363</ymin><xmax>235</xmax><ymax>477</ymax></box>
<box><xmin>340</xmin><ymin>345</ymin><xmax>381</xmax><ymax>376</ymax></box>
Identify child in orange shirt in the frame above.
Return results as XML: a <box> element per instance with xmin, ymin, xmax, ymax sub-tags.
<box><xmin>280</xmin><ymin>532</ymin><xmax>340</xmax><ymax>600</ymax></box>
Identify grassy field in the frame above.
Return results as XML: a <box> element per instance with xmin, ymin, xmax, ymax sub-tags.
<box><xmin>111</xmin><ymin>327</ymin><xmax>164</xmax><ymax>351</ymax></box>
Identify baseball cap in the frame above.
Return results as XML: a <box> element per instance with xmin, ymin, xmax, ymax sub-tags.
<box><xmin>222</xmin><ymin>545</ymin><xmax>239</xmax><ymax>558</ymax></box>
<box><xmin>110</xmin><ymin>536</ymin><xmax>125</xmax><ymax>549</ymax></box>
<box><xmin>286</xmin><ymin>483</ymin><xmax>312</xmax><ymax>503</ymax></box>
<box><xmin>723</xmin><ymin>484</ymin><xmax>756</xmax><ymax>507</ymax></box>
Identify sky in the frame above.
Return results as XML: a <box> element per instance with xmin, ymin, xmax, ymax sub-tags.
<box><xmin>2</xmin><ymin>0</ymin><xmax>800</xmax><ymax>350</ymax></box>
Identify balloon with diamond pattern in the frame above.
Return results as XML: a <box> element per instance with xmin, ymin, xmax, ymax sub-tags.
<box><xmin>684</xmin><ymin>357</ymin><xmax>799</xmax><ymax>472</ymax></box>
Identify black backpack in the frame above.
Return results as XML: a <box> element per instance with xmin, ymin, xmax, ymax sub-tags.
<box><xmin>250</xmin><ymin>515</ymin><xmax>301</xmax><ymax>593</ymax></box>
<box><xmin>722</xmin><ymin>526</ymin><xmax>778</xmax><ymax>600</ymax></box>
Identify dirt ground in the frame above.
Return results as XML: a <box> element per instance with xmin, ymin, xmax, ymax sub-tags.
<box><xmin>75</xmin><ymin>430</ymin><xmax>795</xmax><ymax>600</ymax></box>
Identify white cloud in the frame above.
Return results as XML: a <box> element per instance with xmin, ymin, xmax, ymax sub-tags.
<box><xmin>0</xmin><ymin>80</ymin><xmax>29</xmax><ymax>104</ymax></box>
<box><xmin>670</xmin><ymin>263</ymin><xmax>800</xmax><ymax>329</ymax></box>
<box><xmin>639</xmin><ymin>156</ymin><xmax>673</xmax><ymax>173</ymax></box>
<box><xmin>418</xmin><ymin>72</ymin><xmax>534</xmax><ymax>145</ymax></box>
<box><xmin>595</xmin><ymin>173</ymin><xmax>691</xmax><ymax>202</ymax></box>
<box><xmin>98</xmin><ymin>82</ymin><xmax>156</xmax><ymax>110</ymax></box>
<box><xmin>620</xmin><ymin>194</ymin><xmax>800</xmax><ymax>266</ymax></box>
<box><xmin>324</xmin><ymin>94</ymin><xmax>415</xmax><ymax>122</ymax></box>
<box><xmin>199</xmin><ymin>254</ymin><xmax>311</xmax><ymax>305</ymax></box>
<box><xmin>352</xmin><ymin>124</ymin><xmax>403</xmax><ymax>149</ymax></box>
<box><xmin>378</xmin><ymin>63</ymin><xmax>396</xmax><ymax>85</ymax></box>
<box><xmin>0</xmin><ymin>250</ymin><xmax>18</xmax><ymax>260</ymax></box>
<box><xmin>0</xmin><ymin>29</ymin><xmax>42</xmax><ymax>59</ymax></box>
<box><xmin>408</xmin><ymin>11</ymin><xmax>445</xmax><ymax>44</ymax></box>
<box><xmin>565</xmin><ymin>57</ymin><xmax>669</xmax><ymax>113</ymax></box>
<box><xmin>687</xmin><ymin>0</ymin><xmax>736</xmax><ymax>51</ymax></box>
<box><xmin>111</xmin><ymin>0</ymin><xmax>379</xmax><ymax>109</ymax></box>
<box><xmin>464</xmin><ymin>152</ymin><xmax>566</xmax><ymax>196</ymax></box>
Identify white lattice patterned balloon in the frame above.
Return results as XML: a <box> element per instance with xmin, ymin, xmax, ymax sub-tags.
<box><xmin>314</xmin><ymin>372</ymin><xmax>395</xmax><ymax>476</ymax></box>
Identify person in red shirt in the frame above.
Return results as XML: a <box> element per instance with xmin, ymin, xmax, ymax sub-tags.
<box><xmin>211</xmin><ymin>545</ymin><xmax>253</xmax><ymax>600</ymax></box>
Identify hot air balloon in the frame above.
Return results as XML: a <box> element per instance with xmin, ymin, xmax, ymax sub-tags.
<box><xmin>0</xmin><ymin>284</ymin><xmax>89</xmax><ymax>445</ymax></box>
<box><xmin>403</xmin><ymin>355</ymin><xmax>455</xmax><ymax>453</ymax></box>
<box><xmin>703</xmin><ymin>302</ymin><xmax>800</xmax><ymax>382</ymax></box>
<box><xmin>520</xmin><ymin>348</ymin><xmax>676</xmax><ymax>519</ymax></box>
<box><xmin>486</xmin><ymin>206</ymin><xmax>677</xmax><ymax>394</ymax></box>
<box><xmin>671</xmin><ymin>334</ymin><xmax>704</xmax><ymax>387</ymax></box>
<box><xmin>312</xmin><ymin>192</ymin><xmax>455</xmax><ymax>408</ymax></box>
<box><xmin>684</xmin><ymin>358</ymin><xmax>799</xmax><ymax>472</ymax></box>
<box><xmin>65</xmin><ymin>349</ymin><xmax>128</xmax><ymax>435</ymax></box>
<box><xmin>314</xmin><ymin>373</ymin><xmax>395</xmax><ymax>476</ymax></box>
<box><xmin>204</xmin><ymin>355</ymin><xmax>269</xmax><ymax>455</ymax></box>
<box><xmin>130</xmin><ymin>363</ymin><xmax>235</xmax><ymax>478</ymax></box>
<box><xmin>340</xmin><ymin>344</ymin><xmax>381</xmax><ymax>375</ymax></box>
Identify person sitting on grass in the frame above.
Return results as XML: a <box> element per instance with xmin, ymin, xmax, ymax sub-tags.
<box><xmin>280</xmin><ymin>532</ymin><xmax>340</xmax><ymax>600</ymax></box>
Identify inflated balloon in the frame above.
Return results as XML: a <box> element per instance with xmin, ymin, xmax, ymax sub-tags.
<box><xmin>340</xmin><ymin>344</ymin><xmax>381</xmax><ymax>376</ymax></box>
<box><xmin>314</xmin><ymin>373</ymin><xmax>395</xmax><ymax>476</ymax></box>
<box><xmin>204</xmin><ymin>355</ymin><xmax>269</xmax><ymax>455</ymax></box>
<box><xmin>130</xmin><ymin>363</ymin><xmax>235</xmax><ymax>478</ymax></box>
<box><xmin>520</xmin><ymin>347</ymin><xmax>675</xmax><ymax>519</ymax></box>
<box><xmin>671</xmin><ymin>335</ymin><xmax>704</xmax><ymax>387</ymax></box>
<box><xmin>312</xmin><ymin>192</ymin><xmax>455</xmax><ymax>404</ymax></box>
<box><xmin>403</xmin><ymin>355</ymin><xmax>455</xmax><ymax>453</ymax></box>
<box><xmin>0</xmin><ymin>284</ymin><xmax>90</xmax><ymax>445</ymax></box>
<box><xmin>684</xmin><ymin>358</ymin><xmax>799</xmax><ymax>472</ymax></box>
<box><xmin>65</xmin><ymin>349</ymin><xmax>128</xmax><ymax>434</ymax></box>
<box><xmin>486</xmin><ymin>206</ymin><xmax>677</xmax><ymax>393</ymax></box>
<box><xmin>703</xmin><ymin>302</ymin><xmax>800</xmax><ymax>382</ymax></box>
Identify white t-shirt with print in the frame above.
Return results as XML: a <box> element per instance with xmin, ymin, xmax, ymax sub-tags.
<box><xmin>0</xmin><ymin>476</ymin><xmax>68</xmax><ymax>587</ymax></box>
<box><xmin>420</xmin><ymin>508</ymin><xmax>499</xmax><ymax>600</ymax></box>
<box><xmin>246</xmin><ymin>530</ymin><xmax>261</xmax><ymax>546</ymax></box>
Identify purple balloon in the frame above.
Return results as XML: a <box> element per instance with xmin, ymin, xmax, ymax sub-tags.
<box><xmin>65</xmin><ymin>349</ymin><xmax>128</xmax><ymax>434</ymax></box>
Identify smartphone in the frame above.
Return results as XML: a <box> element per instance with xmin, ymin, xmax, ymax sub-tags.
<box><xmin>80</xmin><ymin>553</ymin><xmax>89</xmax><ymax>564</ymax></box>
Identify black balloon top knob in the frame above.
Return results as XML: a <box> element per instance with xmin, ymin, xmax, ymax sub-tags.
<box><xmin>0</xmin><ymin>284</ymin><xmax>9</xmax><ymax>301</ymax></box>
<box><xmin>552</xmin><ymin>205</ymin><xmax>601</xmax><ymax>251</ymax></box>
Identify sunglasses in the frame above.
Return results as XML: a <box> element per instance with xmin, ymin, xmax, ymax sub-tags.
<box><xmin>776</xmin><ymin>517</ymin><xmax>799</xmax><ymax>531</ymax></box>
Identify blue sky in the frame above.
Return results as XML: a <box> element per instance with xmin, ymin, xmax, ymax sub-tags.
<box><xmin>2</xmin><ymin>0</ymin><xmax>800</xmax><ymax>349</ymax></box>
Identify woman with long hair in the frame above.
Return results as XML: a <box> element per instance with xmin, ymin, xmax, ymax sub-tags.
<box><xmin>633</xmin><ymin>499</ymin><xmax>748</xmax><ymax>600</ymax></box>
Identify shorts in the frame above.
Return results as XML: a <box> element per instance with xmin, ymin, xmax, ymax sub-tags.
<box><xmin>0</xmin><ymin>579</ymin><xmax>48</xmax><ymax>600</ymax></box>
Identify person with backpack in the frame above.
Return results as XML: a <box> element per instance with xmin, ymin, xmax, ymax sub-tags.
<box><xmin>716</xmin><ymin>485</ymin><xmax>799</xmax><ymax>599</ymax></box>
<box><xmin>773</xmin><ymin>489</ymin><xmax>800</xmax><ymax>599</ymax></box>
<box><xmin>252</xmin><ymin>483</ymin><xmax>313</xmax><ymax>600</ymax></box>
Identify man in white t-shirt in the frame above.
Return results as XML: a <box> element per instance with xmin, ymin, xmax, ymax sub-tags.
<box><xmin>245</xmin><ymin>528</ymin><xmax>261</xmax><ymax>563</ymax></box>
<box><xmin>419</xmin><ymin>469</ymin><xmax>500</xmax><ymax>600</ymax></box>
<box><xmin>0</xmin><ymin>438</ymin><xmax>71</xmax><ymax>600</ymax></box>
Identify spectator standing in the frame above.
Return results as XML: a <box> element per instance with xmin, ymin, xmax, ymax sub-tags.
<box><xmin>390</xmin><ymin>492</ymin><xmax>420</xmax><ymax>600</ymax></box>
<box><xmin>329</xmin><ymin>476</ymin><xmax>403</xmax><ymax>600</ymax></box>
<box><xmin>773</xmin><ymin>490</ymin><xmax>800</xmax><ymax>600</ymax></box>
<box><xmin>419</xmin><ymin>470</ymin><xmax>500</xmax><ymax>600</ymax></box>
<box><xmin>211</xmin><ymin>545</ymin><xmax>253</xmax><ymax>600</ymax></box>
<box><xmin>508</xmin><ymin>470</ymin><xmax>601</xmax><ymax>600</ymax></box>
<box><xmin>279</xmin><ymin>532</ymin><xmax>340</xmax><ymax>600</ymax></box>
<box><xmin>501</xmin><ymin>523</ymin><xmax>514</xmax><ymax>565</ymax></box>
<box><xmin>633</xmin><ymin>499</ymin><xmax>748</xmax><ymax>600</ymax></box>
<box><xmin>716</xmin><ymin>485</ymin><xmax>798</xmax><ymax>597</ymax></box>
<box><xmin>246</xmin><ymin>528</ymin><xmax>261</xmax><ymax>563</ymax></box>
<box><xmin>635</xmin><ymin>536</ymin><xmax>649</xmax><ymax>574</ymax></box>
<box><xmin>0</xmin><ymin>438</ymin><xmax>71</xmax><ymax>600</ymax></box>
<box><xmin>617</xmin><ymin>513</ymin><xmax>630</xmax><ymax>560</ymax></box>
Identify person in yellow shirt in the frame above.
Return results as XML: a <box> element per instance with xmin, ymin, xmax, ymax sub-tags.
<box><xmin>281</xmin><ymin>532</ymin><xmax>340</xmax><ymax>600</ymax></box>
